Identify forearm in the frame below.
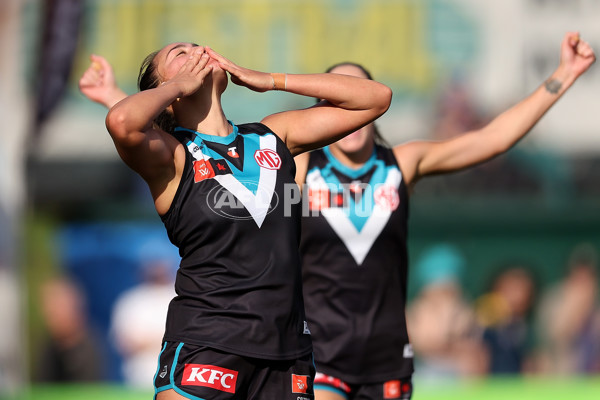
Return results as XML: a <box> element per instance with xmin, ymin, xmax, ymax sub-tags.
<box><xmin>482</xmin><ymin>65</ymin><xmax>576</xmax><ymax>150</ymax></box>
<box><xmin>409</xmin><ymin>32</ymin><xmax>594</xmax><ymax>180</ymax></box>
<box><xmin>107</xmin><ymin>83</ymin><xmax>182</xmax><ymax>134</ymax></box>
<box><xmin>411</xmin><ymin>67</ymin><xmax>579</xmax><ymax>178</ymax></box>
<box><xmin>279</xmin><ymin>73</ymin><xmax>391</xmax><ymax>112</ymax></box>
<box><xmin>105</xmin><ymin>87</ymin><xmax>129</xmax><ymax>109</ymax></box>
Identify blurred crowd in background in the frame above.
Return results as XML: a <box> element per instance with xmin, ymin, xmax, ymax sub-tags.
<box><xmin>28</xmin><ymin>239</ymin><xmax>600</xmax><ymax>387</ymax></box>
<box><xmin>408</xmin><ymin>242</ymin><xmax>600</xmax><ymax>380</ymax></box>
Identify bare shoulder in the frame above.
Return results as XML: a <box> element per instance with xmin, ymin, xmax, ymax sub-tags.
<box><xmin>392</xmin><ymin>140</ymin><xmax>432</xmax><ymax>187</ymax></box>
<box><xmin>260</xmin><ymin>111</ymin><xmax>290</xmax><ymax>144</ymax></box>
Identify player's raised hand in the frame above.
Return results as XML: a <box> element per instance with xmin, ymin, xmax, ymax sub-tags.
<box><xmin>560</xmin><ymin>31</ymin><xmax>596</xmax><ymax>79</ymax></box>
<box><xmin>164</xmin><ymin>48</ymin><xmax>213</xmax><ymax>98</ymax></box>
<box><xmin>79</xmin><ymin>54</ymin><xmax>126</xmax><ymax>108</ymax></box>
<box><xmin>205</xmin><ymin>47</ymin><xmax>273</xmax><ymax>92</ymax></box>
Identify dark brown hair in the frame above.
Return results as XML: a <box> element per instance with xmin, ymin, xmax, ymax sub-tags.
<box><xmin>137</xmin><ymin>50</ymin><xmax>177</xmax><ymax>134</ymax></box>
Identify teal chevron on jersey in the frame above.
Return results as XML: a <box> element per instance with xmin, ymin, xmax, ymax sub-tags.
<box><xmin>305</xmin><ymin>146</ymin><xmax>403</xmax><ymax>265</ymax></box>
<box><xmin>176</xmin><ymin>125</ymin><xmax>265</xmax><ymax>195</ymax></box>
<box><xmin>300</xmin><ymin>144</ymin><xmax>413</xmax><ymax>382</ymax></box>
<box><xmin>175</xmin><ymin>124</ymin><xmax>279</xmax><ymax>228</ymax></box>
<box><xmin>319</xmin><ymin>146</ymin><xmax>399</xmax><ymax>232</ymax></box>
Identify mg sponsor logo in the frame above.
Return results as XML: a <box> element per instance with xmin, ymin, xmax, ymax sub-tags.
<box><xmin>254</xmin><ymin>149</ymin><xmax>281</xmax><ymax>170</ymax></box>
<box><xmin>181</xmin><ymin>364</ymin><xmax>238</xmax><ymax>393</ymax></box>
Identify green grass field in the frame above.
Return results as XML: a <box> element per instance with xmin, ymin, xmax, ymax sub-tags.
<box><xmin>5</xmin><ymin>377</ymin><xmax>599</xmax><ymax>400</ymax></box>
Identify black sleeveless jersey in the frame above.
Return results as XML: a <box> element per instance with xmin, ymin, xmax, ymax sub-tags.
<box><xmin>300</xmin><ymin>145</ymin><xmax>413</xmax><ymax>383</ymax></box>
<box><xmin>161</xmin><ymin>122</ymin><xmax>312</xmax><ymax>360</ymax></box>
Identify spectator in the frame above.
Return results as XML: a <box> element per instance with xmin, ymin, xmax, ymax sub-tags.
<box><xmin>110</xmin><ymin>254</ymin><xmax>176</xmax><ymax>387</ymax></box>
<box><xmin>475</xmin><ymin>266</ymin><xmax>537</xmax><ymax>374</ymax></box>
<box><xmin>407</xmin><ymin>244</ymin><xmax>487</xmax><ymax>381</ymax></box>
<box><xmin>34</xmin><ymin>277</ymin><xmax>105</xmax><ymax>382</ymax></box>
<box><xmin>534</xmin><ymin>243</ymin><xmax>600</xmax><ymax>374</ymax></box>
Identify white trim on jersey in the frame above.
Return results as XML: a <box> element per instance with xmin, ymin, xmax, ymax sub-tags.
<box><xmin>186</xmin><ymin>134</ymin><xmax>278</xmax><ymax>228</ymax></box>
<box><xmin>306</xmin><ymin>168</ymin><xmax>402</xmax><ymax>265</ymax></box>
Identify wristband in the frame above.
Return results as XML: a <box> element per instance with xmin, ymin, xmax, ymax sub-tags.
<box><xmin>271</xmin><ymin>73</ymin><xmax>287</xmax><ymax>91</ymax></box>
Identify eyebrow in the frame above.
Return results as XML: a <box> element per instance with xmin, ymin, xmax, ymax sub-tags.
<box><xmin>166</xmin><ymin>44</ymin><xmax>187</xmax><ymax>59</ymax></box>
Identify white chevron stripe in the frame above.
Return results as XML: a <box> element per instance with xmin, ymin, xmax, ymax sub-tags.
<box><xmin>186</xmin><ymin>135</ymin><xmax>277</xmax><ymax>228</ymax></box>
<box><xmin>306</xmin><ymin>168</ymin><xmax>401</xmax><ymax>265</ymax></box>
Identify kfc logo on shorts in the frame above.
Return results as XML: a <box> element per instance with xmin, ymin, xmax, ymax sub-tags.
<box><xmin>291</xmin><ymin>374</ymin><xmax>310</xmax><ymax>394</ymax></box>
<box><xmin>254</xmin><ymin>149</ymin><xmax>281</xmax><ymax>170</ymax></box>
<box><xmin>182</xmin><ymin>364</ymin><xmax>238</xmax><ymax>394</ymax></box>
<box><xmin>374</xmin><ymin>185</ymin><xmax>400</xmax><ymax>211</ymax></box>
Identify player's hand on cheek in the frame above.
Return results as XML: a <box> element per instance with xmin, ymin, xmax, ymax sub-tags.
<box><xmin>167</xmin><ymin>49</ymin><xmax>213</xmax><ymax>97</ymax></box>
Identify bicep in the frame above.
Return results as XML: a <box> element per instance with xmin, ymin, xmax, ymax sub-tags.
<box><xmin>262</xmin><ymin>102</ymin><xmax>379</xmax><ymax>156</ymax></box>
<box><xmin>111</xmin><ymin>127</ymin><xmax>176</xmax><ymax>182</ymax></box>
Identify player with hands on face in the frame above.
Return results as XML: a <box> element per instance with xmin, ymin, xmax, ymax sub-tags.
<box><xmin>80</xmin><ymin>43</ymin><xmax>391</xmax><ymax>400</ymax></box>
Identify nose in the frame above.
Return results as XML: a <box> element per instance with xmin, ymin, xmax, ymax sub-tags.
<box><xmin>192</xmin><ymin>45</ymin><xmax>206</xmax><ymax>54</ymax></box>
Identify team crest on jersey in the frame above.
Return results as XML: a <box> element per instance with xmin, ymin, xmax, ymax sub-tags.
<box><xmin>193</xmin><ymin>158</ymin><xmax>233</xmax><ymax>182</ymax></box>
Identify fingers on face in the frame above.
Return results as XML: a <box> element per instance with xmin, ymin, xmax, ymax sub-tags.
<box><xmin>192</xmin><ymin>53</ymin><xmax>211</xmax><ymax>76</ymax></box>
<box><xmin>179</xmin><ymin>50</ymin><xmax>212</xmax><ymax>81</ymax></box>
<box><xmin>206</xmin><ymin>47</ymin><xmax>231</xmax><ymax>70</ymax></box>
<box><xmin>185</xmin><ymin>49</ymin><xmax>206</xmax><ymax>68</ymax></box>
<box><xmin>205</xmin><ymin>47</ymin><xmax>221</xmax><ymax>60</ymax></box>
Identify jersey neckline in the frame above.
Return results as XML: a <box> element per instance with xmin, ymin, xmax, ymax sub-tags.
<box><xmin>323</xmin><ymin>145</ymin><xmax>377</xmax><ymax>179</ymax></box>
<box><xmin>174</xmin><ymin>120</ymin><xmax>239</xmax><ymax>144</ymax></box>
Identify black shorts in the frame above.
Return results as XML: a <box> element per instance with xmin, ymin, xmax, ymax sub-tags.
<box><xmin>314</xmin><ymin>371</ymin><xmax>412</xmax><ymax>400</ymax></box>
<box><xmin>153</xmin><ymin>341</ymin><xmax>315</xmax><ymax>400</ymax></box>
